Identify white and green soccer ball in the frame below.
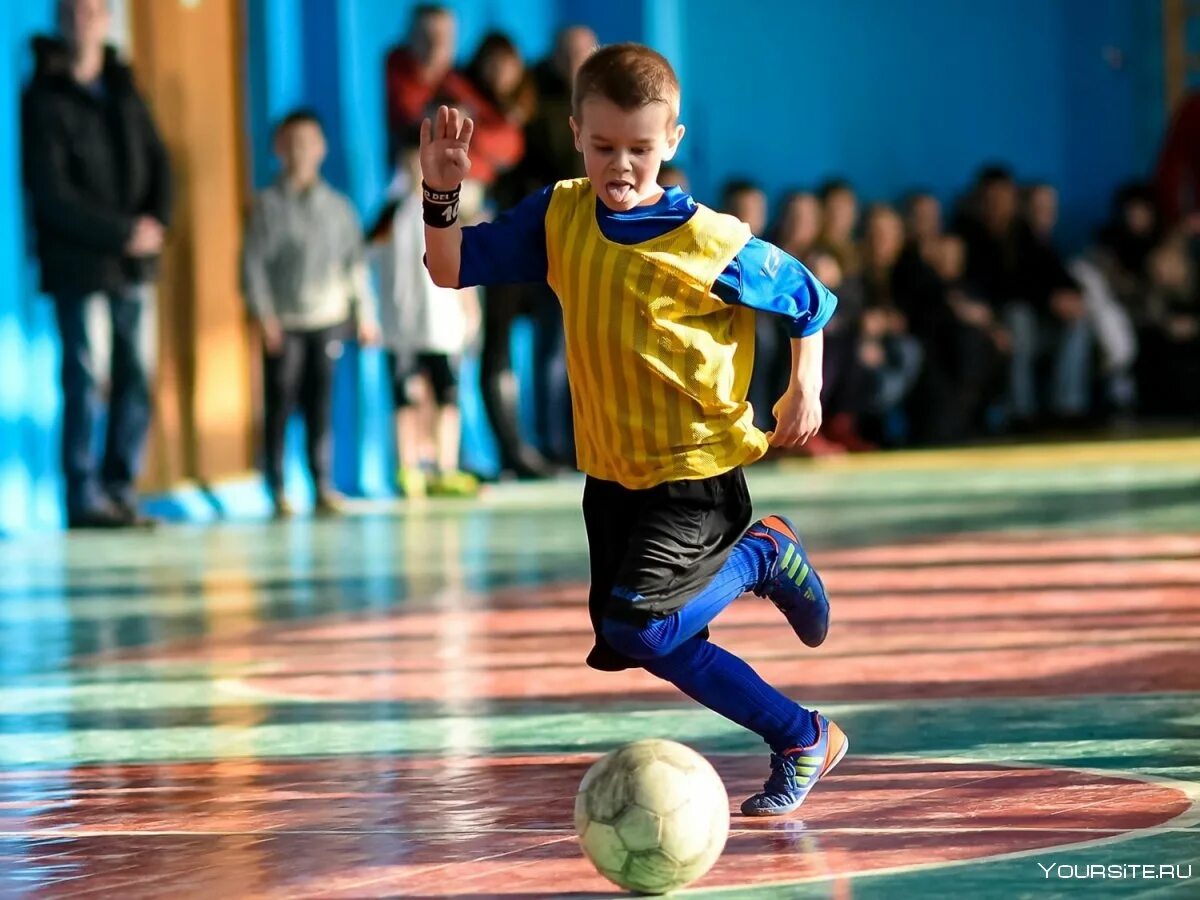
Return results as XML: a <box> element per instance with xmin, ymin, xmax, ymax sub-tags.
<box><xmin>574</xmin><ymin>739</ymin><xmax>729</xmax><ymax>894</ymax></box>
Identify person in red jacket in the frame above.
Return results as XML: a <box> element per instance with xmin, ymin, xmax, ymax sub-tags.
<box><xmin>384</xmin><ymin>5</ymin><xmax>522</xmax><ymax>185</ymax></box>
<box><xmin>1156</xmin><ymin>91</ymin><xmax>1200</xmax><ymax>229</ymax></box>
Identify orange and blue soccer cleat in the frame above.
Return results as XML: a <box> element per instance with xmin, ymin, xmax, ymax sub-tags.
<box><xmin>748</xmin><ymin>514</ymin><xmax>830</xmax><ymax>647</ymax></box>
<box><xmin>740</xmin><ymin>712</ymin><xmax>848</xmax><ymax>816</ymax></box>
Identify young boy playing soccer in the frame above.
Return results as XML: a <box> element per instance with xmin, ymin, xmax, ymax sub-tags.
<box><xmin>421</xmin><ymin>43</ymin><xmax>845</xmax><ymax>815</ymax></box>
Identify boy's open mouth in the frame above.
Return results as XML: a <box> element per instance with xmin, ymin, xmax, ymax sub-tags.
<box><xmin>605</xmin><ymin>181</ymin><xmax>634</xmax><ymax>204</ymax></box>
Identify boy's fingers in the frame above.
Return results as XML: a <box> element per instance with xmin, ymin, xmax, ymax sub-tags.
<box><xmin>419</xmin><ymin>117</ymin><xmax>431</xmax><ymax>148</ymax></box>
<box><xmin>459</xmin><ymin>116</ymin><xmax>475</xmax><ymax>147</ymax></box>
<box><xmin>448</xmin><ymin>107</ymin><xmax>461</xmax><ymax>140</ymax></box>
<box><xmin>435</xmin><ymin>105</ymin><xmax>449</xmax><ymax>139</ymax></box>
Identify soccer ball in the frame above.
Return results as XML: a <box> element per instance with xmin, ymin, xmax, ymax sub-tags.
<box><xmin>574</xmin><ymin>739</ymin><xmax>729</xmax><ymax>894</ymax></box>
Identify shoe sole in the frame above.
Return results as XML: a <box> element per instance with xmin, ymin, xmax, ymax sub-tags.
<box><xmin>821</xmin><ymin>721</ymin><xmax>849</xmax><ymax>776</ymax></box>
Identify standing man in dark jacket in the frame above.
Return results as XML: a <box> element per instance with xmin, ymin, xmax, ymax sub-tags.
<box><xmin>22</xmin><ymin>0</ymin><xmax>171</xmax><ymax>528</ymax></box>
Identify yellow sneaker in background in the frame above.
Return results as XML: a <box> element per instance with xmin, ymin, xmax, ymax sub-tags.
<box><xmin>429</xmin><ymin>470</ymin><xmax>480</xmax><ymax>498</ymax></box>
<box><xmin>398</xmin><ymin>467</ymin><xmax>428</xmax><ymax>499</ymax></box>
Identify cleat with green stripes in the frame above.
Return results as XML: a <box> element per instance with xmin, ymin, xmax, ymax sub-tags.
<box><xmin>740</xmin><ymin>712</ymin><xmax>848</xmax><ymax>816</ymax></box>
<box><xmin>746</xmin><ymin>514</ymin><xmax>830</xmax><ymax>647</ymax></box>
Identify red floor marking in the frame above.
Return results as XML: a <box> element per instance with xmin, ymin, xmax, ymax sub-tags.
<box><xmin>1</xmin><ymin>755</ymin><xmax>1190</xmax><ymax>896</ymax></box>
<box><xmin>819</xmin><ymin>532</ymin><xmax>1200</xmax><ymax>566</ymax></box>
<box><xmin>82</xmin><ymin>532</ymin><xmax>1200</xmax><ymax>704</ymax></box>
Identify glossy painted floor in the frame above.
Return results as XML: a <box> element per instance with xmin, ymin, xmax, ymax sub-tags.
<box><xmin>1</xmin><ymin>438</ymin><xmax>1199</xmax><ymax>898</ymax></box>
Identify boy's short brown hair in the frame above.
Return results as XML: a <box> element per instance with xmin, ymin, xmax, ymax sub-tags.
<box><xmin>572</xmin><ymin>43</ymin><xmax>680</xmax><ymax>120</ymax></box>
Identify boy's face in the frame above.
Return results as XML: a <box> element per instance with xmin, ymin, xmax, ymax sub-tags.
<box><xmin>570</xmin><ymin>97</ymin><xmax>683</xmax><ymax>211</ymax></box>
<box><xmin>275</xmin><ymin>121</ymin><xmax>326</xmax><ymax>184</ymax></box>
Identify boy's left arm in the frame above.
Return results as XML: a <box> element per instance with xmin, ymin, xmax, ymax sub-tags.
<box><xmin>713</xmin><ymin>238</ymin><xmax>837</xmax><ymax>447</ymax></box>
<box><xmin>770</xmin><ymin>332</ymin><xmax>824</xmax><ymax>447</ymax></box>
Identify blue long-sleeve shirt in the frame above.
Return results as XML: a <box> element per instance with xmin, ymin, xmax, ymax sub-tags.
<box><xmin>457</xmin><ymin>185</ymin><xmax>837</xmax><ymax>338</ymax></box>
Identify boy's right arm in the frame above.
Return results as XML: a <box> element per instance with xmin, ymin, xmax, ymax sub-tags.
<box><xmin>420</xmin><ymin>106</ymin><xmax>472</xmax><ymax>287</ymax></box>
<box><xmin>420</xmin><ymin>105</ymin><xmax>550</xmax><ymax>288</ymax></box>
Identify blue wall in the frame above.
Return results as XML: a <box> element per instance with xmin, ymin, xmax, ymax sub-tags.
<box><xmin>679</xmin><ymin>0</ymin><xmax>1162</xmax><ymax>248</ymax></box>
<box><xmin>0</xmin><ymin>2</ymin><xmax>62</xmax><ymax>534</ymax></box>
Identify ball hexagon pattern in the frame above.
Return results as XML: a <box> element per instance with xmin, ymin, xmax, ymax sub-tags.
<box><xmin>574</xmin><ymin>739</ymin><xmax>729</xmax><ymax>894</ymax></box>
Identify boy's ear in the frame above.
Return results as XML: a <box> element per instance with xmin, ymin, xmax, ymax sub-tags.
<box><xmin>569</xmin><ymin>115</ymin><xmax>583</xmax><ymax>152</ymax></box>
<box><xmin>662</xmin><ymin>123</ymin><xmax>685</xmax><ymax>162</ymax></box>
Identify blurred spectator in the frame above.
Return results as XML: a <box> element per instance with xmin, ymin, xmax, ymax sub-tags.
<box><xmin>22</xmin><ymin>0</ymin><xmax>171</xmax><ymax>529</ymax></box>
<box><xmin>385</xmin><ymin>6</ymin><xmax>523</xmax><ymax>185</ymax></box>
<box><xmin>859</xmin><ymin>205</ymin><xmax>924</xmax><ymax>443</ymax></box>
<box><xmin>722</xmin><ymin>179</ymin><xmax>768</xmax><ymax>237</ymax></box>
<box><xmin>958</xmin><ymin>167</ymin><xmax>1089</xmax><ymax>426</ymax></box>
<box><xmin>1020</xmin><ymin>181</ymin><xmax>1094</xmax><ymax>422</ymax></box>
<box><xmin>370</xmin><ymin>149</ymin><xmax>481</xmax><ymax>498</ymax></box>
<box><xmin>482</xmin><ymin>26</ymin><xmax>596</xmax><ymax>477</ymax></box>
<box><xmin>464</xmin><ymin>32</ymin><xmax>536</xmax><ymax>126</ymax></box>
<box><xmin>658</xmin><ymin>163</ymin><xmax>689</xmax><ymax>192</ymax></box>
<box><xmin>769</xmin><ymin>191</ymin><xmax>822</xmax><ymax>262</ymax></box>
<box><xmin>241</xmin><ymin>111</ymin><xmax>379</xmax><ymax>519</ymax></box>
<box><xmin>1023</xmin><ymin>182</ymin><xmax>1137</xmax><ymax>416</ymax></box>
<box><xmin>816</xmin><ymin>179</ymin><xmax>861</xmax><ymax>277</ymax></box>
<box><xmin>1137</xmin><ymin>235</ymin><xmax>1200</xmax><ymax>414</ymax></box>
<box><xmin>1097</xmin><ymin>183</ymin><xmax>1161</xmax><ymax>310</ymax></box>
<box><xmin>904</xmin><ymin>191</ymin><xmax>943</xmax><ymax>252</ymax></box>
<box><xmin>893</xmin><ymin>217</ymin><xmax>1007</xmax><ymax>443</ymax></box>
<box><xmin>808</xmin><ymin>249</ymin><xmax>864</xmax><ymax>455</ymax></box>
<box><xmin>385</xmin><ymin>5</ymin><xmax>456</xmax><ymax>162</ymax></box>
<box><xmin>723</xmin><ymin>180</ymin><xmax>779</xmax><ymax>432</ymax></box>
<box><xmin>506</xmin><ymin>25</ymin><xmax>595</xmax><ymax>198</ymax></box>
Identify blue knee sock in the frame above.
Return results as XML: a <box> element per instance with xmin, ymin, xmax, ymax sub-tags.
<box><xmin>606</xmin><ymin>533</ymin><xmax>775</xmax><ymax>658</ymax></box>
<box><xmin>643</xmin><ymin>634</ymin><xmax>817</xmax><ymax>752</ymax></box>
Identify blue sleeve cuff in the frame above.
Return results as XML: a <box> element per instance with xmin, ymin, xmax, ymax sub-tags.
<box><xmin>718</xmin><ymin>238</ymin><xmax>838</xmax><ymax>338</ymax></box>
<box><xmin>791</xmin><ymin>290</ymin><xmax>838</xmax><ymax>337</ymax></box>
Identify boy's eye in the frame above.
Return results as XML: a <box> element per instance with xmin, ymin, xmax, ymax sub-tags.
<box><xmin>632</xmin><ymin>148</ymin><xmax>650</xmax><ymax>155</ymax></box>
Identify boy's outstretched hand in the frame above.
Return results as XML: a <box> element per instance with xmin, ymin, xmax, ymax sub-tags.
<box><xmin>766</xmin><ymin>385</ymin><xmax>822</xmax><ymax>448</ymax></box>
<box><xmin>419</xmin><ymin>105</ymin><xmax>474</xmax><ymax>190</ymax></box>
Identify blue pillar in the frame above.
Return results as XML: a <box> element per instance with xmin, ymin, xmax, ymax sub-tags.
<box><xmin>0</xmin><ymin>2</ymin><xmax>63</xmax><ymax>534</ymax></box>
<box><xmin>244</xmin><ymin>0</ymin><xmax>305</xmax><ymax>189</ymax></box>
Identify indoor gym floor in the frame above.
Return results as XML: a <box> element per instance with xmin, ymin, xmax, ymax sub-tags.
<box><xmin>0</xmin><ymin>437</ymin><xmax>1198</xmax><ymax>898</ymax></box>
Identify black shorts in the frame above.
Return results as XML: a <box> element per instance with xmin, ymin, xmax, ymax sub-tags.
<box><xmin>389</xmin><ymin>351</ymin><xmax>459</xmax><ymax>407</ymax></box>
<box><xmin>582</xmin><ymin>468</ymin><xmax>753</xmax><ymax>671</ymax></box>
